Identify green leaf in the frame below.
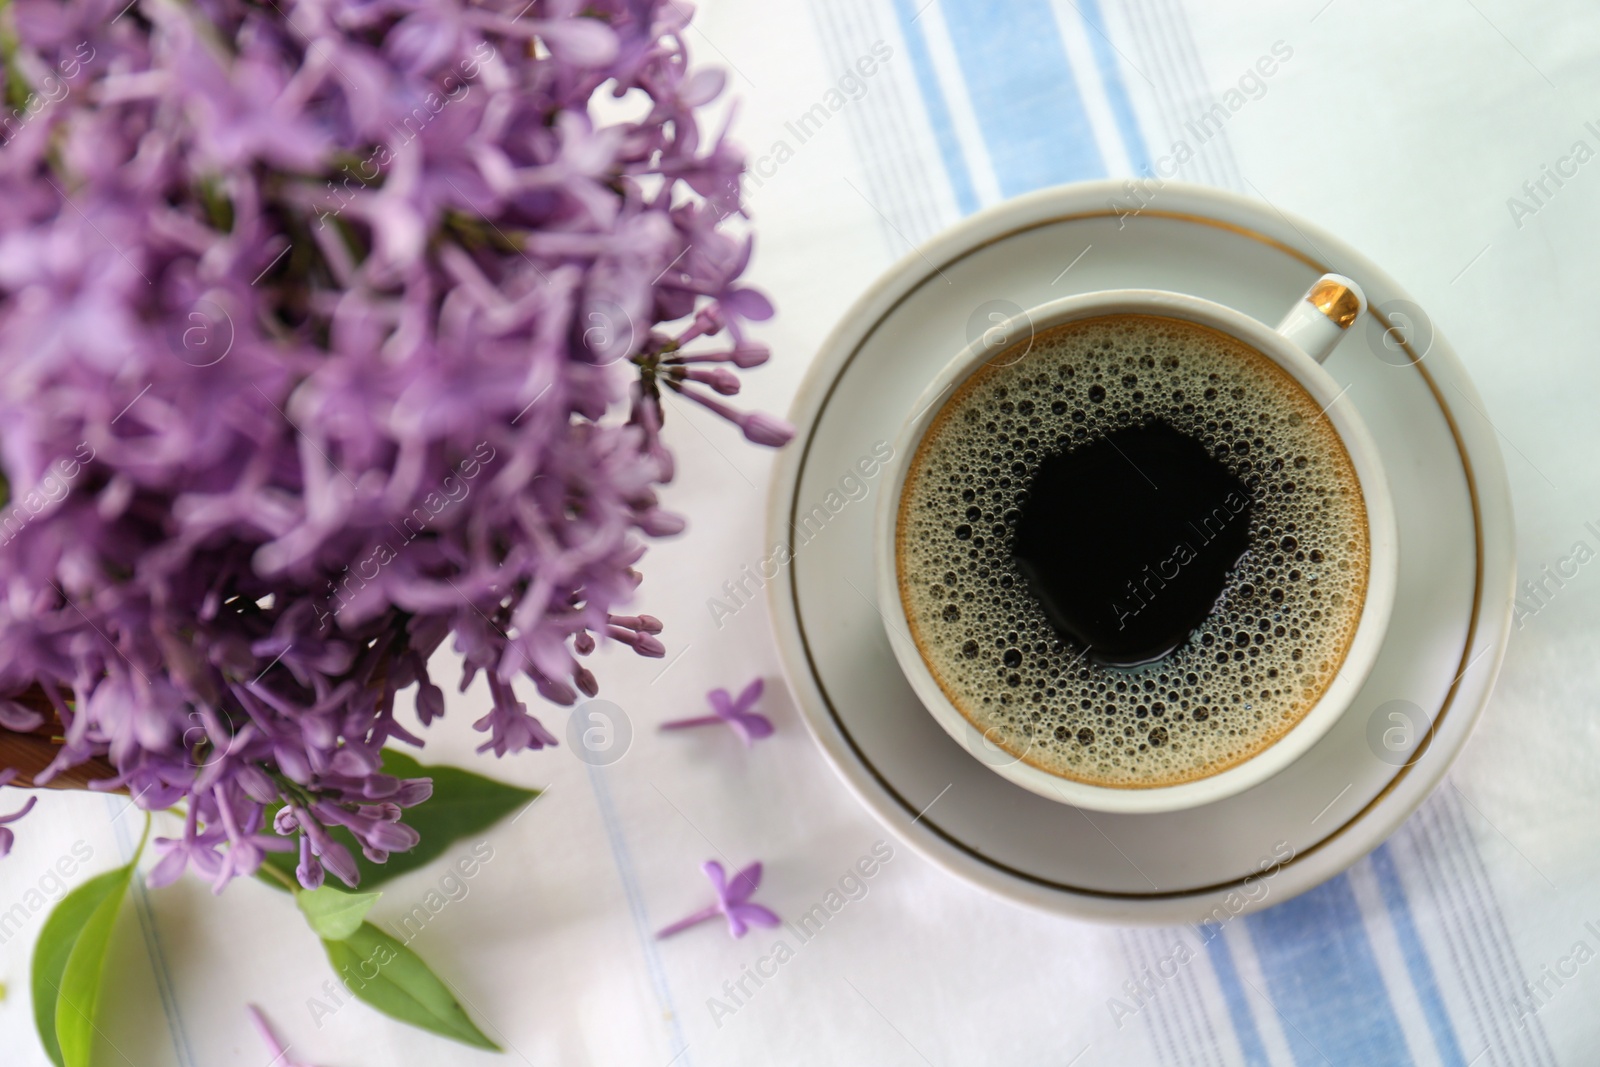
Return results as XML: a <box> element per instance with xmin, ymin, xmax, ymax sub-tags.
<box><xmin>55</xmin><ymin>876</ymin><xmax>132</xmax><ymax>1067</ymax></box>
<box><xmin>40</xmin><ymin>854</ymin><xmax>137</xmax><ymax>1067</ymax></box>
<box><xmin>322</xmin><ymin>922</ymin><xmax>499</xmax><ymax>1050</ymax></box>
<box><xmin>297</xmin><ymin>885</ymin><xmax>382</xmax><ymax>940</ymax></box>
<box><xmin>30</xmin><ymin>869</ymin><xmax>129</xmax><ymax>1067</ymax></box>
<box><xmin>263</xmin><ymin>749</ymin><xmax>538</xmax><ymax>890</ymax></box>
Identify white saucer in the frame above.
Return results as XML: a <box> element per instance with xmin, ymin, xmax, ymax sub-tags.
<box><xmin>764</xmin><ymin>181</ymin><xmax>1515</xmax><ymax>924</ymax></box>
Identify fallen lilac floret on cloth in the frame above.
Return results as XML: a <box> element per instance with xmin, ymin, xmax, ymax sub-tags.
<box><xmin>0</xmin><ymin>0</ymin><xmax>792</xmax><ymax>888</ymax></box>
<box><xmin>656</xmin><ymin>859</ymin><xmax>780</xmax><ymax>940</ymax></box>
<box><xmin>659</xmin><ymin>679</ymin><xmax>775</xmax><ymax>747</ymax></box>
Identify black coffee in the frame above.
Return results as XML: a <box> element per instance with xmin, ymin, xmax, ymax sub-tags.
<box><xmin>1011</xmin><ymin>420</ymin><xmax>1252</xmax><ymax>667</ymax></box>
<box><xmin>897</xmin><ymin>314</ymin><xmax>1368</xmax><ymax>788</ymax></box>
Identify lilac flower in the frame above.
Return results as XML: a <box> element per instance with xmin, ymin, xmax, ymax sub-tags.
<box><xmin>0</xmin><ymin>0</ymin><xmax>790</xmax><ymax>888</ymax></box>
<box><xmin>656</xmin><ymin>860</ymin><xmax>780</xmax><ymax>940</ymax></box>
<box><xmin>0</xmin><ymin>771</ymin><xmax>38</xmax><ymax>859</ymax></box>
<box><xmin>660</xmin><ymin>679</ymin><xmax>775</xmax><ymax>747</ymax></box>
<box><xmin>247</xmin><ymin>1004</ymin><xmax>321</xmax><ymax>1067</ymax></box>
<box><xmin>148</xmin><ymin>804</ymin><xmax>227</xmax><ymax>890</ymax></box>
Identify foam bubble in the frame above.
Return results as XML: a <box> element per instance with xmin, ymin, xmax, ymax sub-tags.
<box><xmin>898</xmin><ymin>314</ymin><xmax>1369</xmax><ymax>789</ymax></box>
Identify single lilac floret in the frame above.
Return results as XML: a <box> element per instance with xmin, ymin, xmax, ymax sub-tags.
<box><xmin>656</xmin><ymin>859</ymin><xmax>780</xmax><ymax>940</ymax></box>
<box><xmin>660</xmin><ymin>679</ymin><xmax>774</xmax><ymax>747</ymax></box>
<box><xmin>0</xmin><ymin>771</ymin><xmax>37</xmax><ymax>859</ymax></box>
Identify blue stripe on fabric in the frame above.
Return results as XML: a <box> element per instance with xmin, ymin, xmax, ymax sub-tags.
<box><xmin>1200</xmin><ymin>926</ymin><xmax>1274</xmax><ymax>1067</ymax></box>
<box><xmin>1072</xmin><ymin>0</ymin><xmax>1152</xmax><ymax>175</ymax></box>
<box><xmin>887</xmin><ymin>0</ymin><xmax>980</xmax><ymax>215</ymax></box>
<box><xmin>586</xmin><ymin>763</ymin><xmax>692</xmax><ymax>1065</ymax></box>
<box><xmin>1246</xmin><ymin>874</ymin><xmax>1413</xmax><ymax>1067</ymax></box>
<box><xmin>1370</xmin><ymin>845</ymin><xmax>1469</xmax><ymax>1067</ymax></box>
<box><xmin>934</xmin><ymin>0</ymin><xmax>1104</xmax><ymax>195</ymax></box>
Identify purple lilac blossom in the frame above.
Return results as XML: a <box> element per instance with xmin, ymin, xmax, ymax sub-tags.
<box><xmin>0</xmin><ymin>770</ymin><xmax>37</xmax><ymax>858</ymax></box>
<box><xmin>0</xmin><ymin>0</ymin><xmax>791</xmax><ymax>889</ymax></box>
<box><xmin>659</xmin><ymin>677</ymin><xmax>773</xmax><ymax>746</ymax></box>
<box><xmin>655</xmin><ymin>859</ymin><xmax>779</xmax><ymax>940</ymax></box>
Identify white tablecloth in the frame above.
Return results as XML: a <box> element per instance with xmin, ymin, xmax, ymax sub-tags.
<box><xmin>4</xmin><ymin>1</ymin><xmax>1598</xmax><ymax>1064</ymax></box>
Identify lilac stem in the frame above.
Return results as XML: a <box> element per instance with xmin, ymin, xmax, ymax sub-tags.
<box><xmin>656</xmin><ymin>903</ymin><xmax>720</xmax><ymax>939</ymax></box>
<box><xmin>668</xmin><ymin>380</ymin><xmax>741</xmax><ymax>423</ymax></box>
<box><xmin>659</xmin><ymin>715</ymin><xmax>723</xmax><ymax>730</ymax></box>
<box><xmin>246</xmin><ymin>1005</ymin><xmax>296</xmax><ymax>1065</ymax></box>
<box><xmin>662</xmin><ymin>351</ymin><xmax>735</xmax><ymax>364</ymax></box>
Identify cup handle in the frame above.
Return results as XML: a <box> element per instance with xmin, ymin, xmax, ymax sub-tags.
<box><xmin>1273</xmin><ymin>273</ymin><xmax>1367</xmax><ymax>364</ymax></box>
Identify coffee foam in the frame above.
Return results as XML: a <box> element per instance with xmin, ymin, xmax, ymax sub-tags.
<box><xmin>898</xmin><ymin>314</ymin><xmax>1369</xmax><ymax>789</ymax></box>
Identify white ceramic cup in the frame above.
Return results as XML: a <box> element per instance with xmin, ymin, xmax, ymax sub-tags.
<box><xmin>874</xmin><ymin>276</ymin><xmax>1398</xmax><ymax>814</ymax></box>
